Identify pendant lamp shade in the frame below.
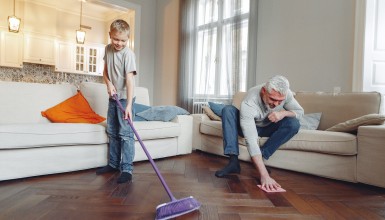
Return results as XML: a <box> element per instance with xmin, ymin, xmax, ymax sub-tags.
<box><xmin>8</xmin><ymin>0</ymin><xmax>21</xmax><ymax>32</ymax></box>
<box><xmin>76</xmin><ymin>1</ymin><xmax>86</xmax><ymax>44</ymax></box>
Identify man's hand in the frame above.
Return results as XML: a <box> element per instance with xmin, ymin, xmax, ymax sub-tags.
<box><xmin>251</xmin><ymin>154</ymin><xmax>282</xmax><ymax>191</ymax></box>
<box><xmin>268</xmin><ymin>110</ymin><xmax>297</xmax><ymax>123</ymax></box>
<box><xmin>260</xmin><ymin>174</ymin><xmax>281</xmax><ymax>191</ymax></box>
<box><xmin>268</xmin><ymin>111</ymin><xmax>285</xmax><ymax>123</ymax></box>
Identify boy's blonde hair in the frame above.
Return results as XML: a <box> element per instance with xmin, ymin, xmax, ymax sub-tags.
<box><xmin>110</xmin><ymin>19</ymin><xmax>130</xmax><ymax>36</ymax></box>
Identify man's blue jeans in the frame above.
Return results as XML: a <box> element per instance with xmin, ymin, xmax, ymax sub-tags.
<box><xmin>106</xmin><ymin>98</ymin><xmax>135</xmax><ymax>173</ymax></box>
<box><xmin>222</xmin><ymin>105</ymin><xmax>300</xmax><ymax>159</ymax></box>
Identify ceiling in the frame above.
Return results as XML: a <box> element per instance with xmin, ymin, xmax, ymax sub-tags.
<box><xmin>24</xmin><ymin>0</ymin><xmax>130</xmax><ymax>21</ymax></box>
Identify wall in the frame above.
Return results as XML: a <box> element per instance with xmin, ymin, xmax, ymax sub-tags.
<box><xmin>121</xmin><ymin>0</ymin><xmax>157</xmax><ymax>104</ymax></box>
<box><xmin>153</xmin><ymin>0</ymin><xmax>180</xmax><ymax>106</ymax></box>
<box><xmin>256</xmin><ymin>0</ymin><xmax>355</xmax><ymax>92</ymax></box>
<box><xmin>148</xmin><ymin>0</ymin><xmax>357</xmax><ymax>106</ymax></box>
<box><xmin>1</xmin><ymin>0</ymin><xmax>357</xmax><ymax>105</ymax></box>
<box><xmin>67</xmin><ymin>0</ymin><xmax>174</xmax><ymax>105</ymax></box>
<box><xmin>118</xmin><ymin>0</ymin><xmax>180</xmax><ymax>106</ymax></box>
<box><xmin>23</xmin><ymin>1</ymin><xmax>57</xmax><ymax>36</ymax></box>
<box><xmin>0</xmin><ymin>0</ymin><xmax>20</xmax><ymax>29</ymax></box>
<box><xmin>55</xmin><ymin>10</ymin><xmax>108</xmax><ymax>44</ymax></box>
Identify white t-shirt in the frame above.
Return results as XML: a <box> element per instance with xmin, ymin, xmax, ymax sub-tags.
<box><xmin>104</xmin><ymin>44</ymin><xmax>137</xmax><ymax>99</ymax></box>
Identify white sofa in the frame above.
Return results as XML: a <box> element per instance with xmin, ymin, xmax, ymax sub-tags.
<box><xmin>193</xmin><ymin>91</ymin><xmax>385</xmax><ymax>188</ymax></box>
<box><xmin>0</xmin><ymin>81</ymin><xmax>193</xmax><ymax>181</ymax></box>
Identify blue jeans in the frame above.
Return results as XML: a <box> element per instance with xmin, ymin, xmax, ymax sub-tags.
<box><xmin>222</xmin><ymin>105</ymin><xmax>300</xmax><ymax>160</ymax></box>
<box><xmin>106</xmin><ymin>98</ymin><xmax>135</xmax><ymax>173</ymax></box>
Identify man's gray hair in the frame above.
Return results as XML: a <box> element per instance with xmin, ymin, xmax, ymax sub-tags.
<box><xmin>264</xmin><ymin>75</ymin><xmax>290</xmax><ymax>95</ymax></box>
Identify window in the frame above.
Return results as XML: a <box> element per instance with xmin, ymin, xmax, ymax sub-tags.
<box><xmin>362</xmin><ymin>0</ymin><xmax>385</xmax><ymax>94</ymax></box>
<box><xmin>194</xmin><ymin>0</ymin><xmax>250</xmax><ymax>99</ymax></box>
<box><xmin>354</xmin><ymin>0</ymin><xmax>385</xmax><ymax>113</ymax></box>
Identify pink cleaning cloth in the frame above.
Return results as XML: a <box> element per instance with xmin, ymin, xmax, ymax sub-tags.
<box><xmin>258</xmin><ymin>185</ymin><xmax>286</xmax><ymax>193</ymax></box>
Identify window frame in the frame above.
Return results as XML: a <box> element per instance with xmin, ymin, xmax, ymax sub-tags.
<box><xmin>192</xmin><ymin>0</ymin><xmax>250</xmax><ymax>100</ymax></box>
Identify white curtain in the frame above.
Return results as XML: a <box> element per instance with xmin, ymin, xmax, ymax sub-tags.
<box><xmin>179</xmin><ymin>0</ymin><xmax>258</xmax><ymax>113</ymax></box>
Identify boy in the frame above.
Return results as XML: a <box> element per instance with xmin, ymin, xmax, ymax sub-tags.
<box><xmin>96</xmin><ymin>19</ymin><xmax>137</xmax><ymax>184</ymax></box>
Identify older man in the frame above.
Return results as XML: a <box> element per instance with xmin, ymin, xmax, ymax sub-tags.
<box><xmin>215</xmin><ymin>75</ymin><xmax>304</xmax><ymax>191</ymax></box>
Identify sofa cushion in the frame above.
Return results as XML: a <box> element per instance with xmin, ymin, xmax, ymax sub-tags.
<box><xmin>133</xmin><ymin>121</ymin><xmax>181</xmax><ymax>140</ymax></box>
<box><xmin>260</xmin><ymin>130</ymin><xmax>357</xmax><ymax>155</ymax></box>
<box><xmin>136</xmin><ymin>106</ymin><xmax>189</xmax><ymax>122</ymax></box>
<box><xmin>133</xmin><ymin>103</ymin><xmax>151</xmax><ymax>121</ymax></box>
<box><xmin>325</xmin><ymin>113</ymin><xmax>385</xmax><ymax>133</ymax></box>
<box><xmin>202</xmin><ymin>106</ymin><xmax>221</xmax><ymax>121</ymax></box>
<box><xmin>201</xmin><ymin>120</ymin><xmax>357</xmax><ymax>155</ymax></box>
<box><xmin>299</xmin><ymin>113</ymin><xmax>322</xmax><ymax>130</ymax></box>
<box><xmin>79</xmin><ymin>82</ymin><xmax>109</xmax><ymax>118</ymax></box>
<box><xmin>232</xmin><ymin>92</ymin><xmax>247</xmax><ymax>109</ymax></box>
<box><xmin>200</xmin><ymin>120</ymin><xmax>222</xmax><ymax>137</ymax></box>
<box><xmin>0</xmin><ymin>123</ymin><xmax>107</xmax><ymax>149</ymax></box>
<box><xmin>0</xmin><ymin>82</ymin><xmax>77</xmax><ymax>124</ymax></box>
<box><xmin>79</xmin><ymin>82</ymin><xmax>150</xmax><ymax>118</ymax></box>
<box><xmin>208</xmin><ymin>102</ymin><xmax>226</xmax><ymax>117</ymax></box>
<box><xmin>41</xmin><ymin>92</ymin><xmax>105</xmax><ymax>124</ymax></box>
<box><xmin>231</xmin><ymin>91</ymin><xmax>381</xmax><ymax>131</ymax></box>
<box><xmin>295</xmin><ymin>92</ymin><xmax>381</xmax><ymax>130</ymax></box>
<box><xmin>95</xmin><ymin>117</ymin><xmax>182</xmax><ymax>140</ymax></box>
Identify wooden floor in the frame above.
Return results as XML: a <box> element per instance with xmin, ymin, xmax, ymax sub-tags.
<box><xmin>1</xmin><ymin>151</ymin><xmax>385</xmax><ymax>220</ymax></box>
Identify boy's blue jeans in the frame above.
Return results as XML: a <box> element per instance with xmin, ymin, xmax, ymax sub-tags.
<box><xmin>106</xmin><ymin>98</ymin><xmax>135</xmax><ymax>173</ymax></box>
<box><xmin>222</xmin><ymin>105</ymin><xmax>300</xmax><ymax>160</ymax></box>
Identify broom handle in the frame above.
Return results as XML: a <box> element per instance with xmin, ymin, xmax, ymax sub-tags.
<box><xmin>113</xmin><ymin>94</ymin><xmax>176</xmax><ymax>201</ymax></box>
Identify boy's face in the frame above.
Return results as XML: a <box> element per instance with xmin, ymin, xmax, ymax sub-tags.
<box><xmin>109</xmin><ymin>30</ymin><xmax>129</xmax><ymax>51</ymax></box>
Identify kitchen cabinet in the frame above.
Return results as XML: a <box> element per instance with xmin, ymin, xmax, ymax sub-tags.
<box><xmin>74</xmin><ymin>44</ymin><xmax>104</xmax><ymax>76</ymax></box>
<box><xmin>23</xmin><ymin>34</ymin><xmax>55</xmax><ymax>65</ymax></box>
<box><xmin>0</xmin><ymin>31</ymin><xmax>23</xmax><ymax>68</ymax></box>
<box><xmin>55</xmin><ymin>41</ymin><xmax>104</xmax><ymax>76</ymax></box>
<box><xmin>55</xmin><ymin>41</ymin><xmax>74</xmax><ymax>73</ymax></box>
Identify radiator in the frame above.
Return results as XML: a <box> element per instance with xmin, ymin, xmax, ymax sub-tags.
<box><xmin>192</xmin><ymin>101</ymin><xmax>208</xmax><ymax>114</ymax></box>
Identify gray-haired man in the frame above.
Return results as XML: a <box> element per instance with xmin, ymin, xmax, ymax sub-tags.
<box><xmin>215</xmin><ymin>75</ymin><xmax>304</xmax><ymax>191</ymax></box>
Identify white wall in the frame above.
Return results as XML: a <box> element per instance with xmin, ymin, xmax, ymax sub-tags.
<box><xmin>0</xmin><ymin>0</ymin><xmax>109</xmax><ymax>43</ymax></box>
<box><xmin>1</xmin><ymin>0</ymin><xmax>357</xmax><ymax>104</ymax></box>
<box><xmin>121</xmin><ymin>0</ymin><xmax>156</xmax><ymax>104</ymax></box>
<box><xmin>146</xmin><ymin>0</ymin><xmax>357</xmax><ymax>105</ymax></box>
<box><xmin>0</xmin><ymin>0</ymin><xmax>19</xmax><ymax>30</ymax></box>
<box><xmin>122</xmin><ymin>0</ymin><xmax>179</xmax><ymax>106</ymax></box>
<box><xmin>256</xmin><ymin>0</ymin><xmax>355</xmax><ymax>92</ymax></box>
<box><xmin>153</xmin><ymin>0</ymin><xmax>180</xmax><ymax>106</ymax></box>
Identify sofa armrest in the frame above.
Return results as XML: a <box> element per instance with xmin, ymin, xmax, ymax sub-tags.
<box><xmin>357</xmin><ymin>125</ymin><xmax>385</xmax><ymax>188</ymax></box>
<box><xmin>191</xmin><ymin>114</ymin><xmax>211</xmax><ymax>150</ymax></box>
<box><xmin>171</xmin><ymin>115</ymin><xmax>193</xmax><ymax>155</ymax></box>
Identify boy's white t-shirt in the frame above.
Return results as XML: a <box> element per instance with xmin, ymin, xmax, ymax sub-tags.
<box><xmin>104</xmin><ymin>44</ymin><xmax>137</xmax><ymax>99</ymax></box>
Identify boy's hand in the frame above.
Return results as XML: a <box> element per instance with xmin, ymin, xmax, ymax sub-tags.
<box><xmin>125</xmin><ymin>105</ymin><xmax>133</xmax><ymax>121</ymax></box>
<box><xmin>107</xmin><ymin>83</ymin><xmax>117</xmax><ymax>97</ymax></box>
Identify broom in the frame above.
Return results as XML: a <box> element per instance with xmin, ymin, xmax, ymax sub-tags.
<box><xmin>113</xmin><ymin>94</ymin><xmax>201</xmax><ymax>220</ymax></box>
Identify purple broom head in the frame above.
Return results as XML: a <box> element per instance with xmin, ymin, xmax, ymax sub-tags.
<box><xmin>155</xmin><ymin>196</ymin><xmax>200</xmax><ymax>220</ymax></box>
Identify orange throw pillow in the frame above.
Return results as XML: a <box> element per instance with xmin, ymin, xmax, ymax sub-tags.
<box><xmin>41</xmin><ymin>91</ymin><xmax>106</xmax><ymax>124</ymax></box>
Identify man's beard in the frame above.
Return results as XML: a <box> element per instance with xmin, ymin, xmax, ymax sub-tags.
<box><xmin>265</xmin><ymin>103</ymin><xmax>277</xmax><ymax>112</ymax></box>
